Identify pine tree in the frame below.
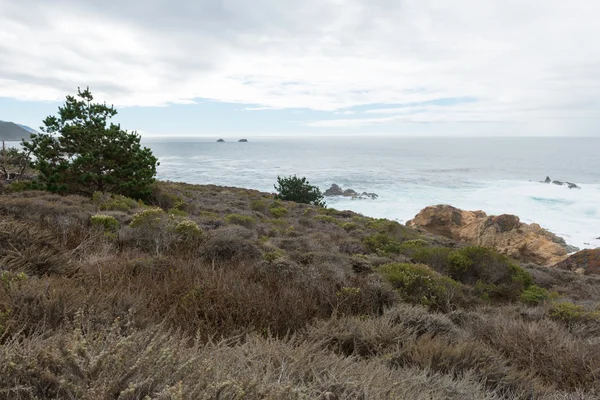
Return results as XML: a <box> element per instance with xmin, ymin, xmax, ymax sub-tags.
<box><xmin>22</xmin><ymin>88</ymin><xmax>158</xmax><ymax>200</ymax></box>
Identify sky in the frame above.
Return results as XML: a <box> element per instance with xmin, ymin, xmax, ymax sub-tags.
<box><xmin>1</xmin><ymin>0</ymin><xmax>599</xmax><ymax>137</ymax></box>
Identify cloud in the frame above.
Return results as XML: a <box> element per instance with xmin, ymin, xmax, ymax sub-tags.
<box><xmin>1</xmin><ymin>0</ymin><xmax>600</xmax><ymax>133</ymax></box>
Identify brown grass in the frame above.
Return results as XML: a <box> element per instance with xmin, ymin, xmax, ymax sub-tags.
<box><xmin>1</xmin><ymin>181</ymin><xmax>599</xmax><ymax>399</ymax></box>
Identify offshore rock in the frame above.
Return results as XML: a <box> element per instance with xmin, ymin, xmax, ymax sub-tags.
<box><xmin>407</xmin><ymin>205</ymin><xmax>574</xmax><ymax>266</ymax></box>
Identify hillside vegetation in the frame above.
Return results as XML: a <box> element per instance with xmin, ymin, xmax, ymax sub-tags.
<box><xmin>1</xmin><ymin>181</ymin><xmax>600</xmax><ymax>399</ymax></box>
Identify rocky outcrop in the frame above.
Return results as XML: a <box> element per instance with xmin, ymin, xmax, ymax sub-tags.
<box><xmin>238</xmin><ymin>139</ymin><xmax>248</xmax><ymax>142</ymax></box>
<box><xmin>217</xmin><ymin>139</ymin><xmax>225</xmax><ymax>142</ymax></box>
<box><xmin>407</xmin><ymin>205</ymin><xmax>576</xmax><ymax>266</ymax></box>
<box><xmin>541</xmin><ymin>176</ymin><xmax>580</xmax><ymax>189</ymax></box>
<box><xmin>324</xmin><ymin>184</ymin><xmax>344</xmax><ymax>196</ymax></box>
<box><xmin>324</xmin><ymin>184</ymin><xmax>379</xmax><ymax>200</ymax></box>
<box><xmin>553</xmin><ymin>249</ymin><xmax>600</xmax><ymax>275</ymax></box>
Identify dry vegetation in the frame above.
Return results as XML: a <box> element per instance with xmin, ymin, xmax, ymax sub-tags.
<box><xmin>1</xmin><ymin>181</ymin><xmax>600</xmax><ymax>399</ymax></box>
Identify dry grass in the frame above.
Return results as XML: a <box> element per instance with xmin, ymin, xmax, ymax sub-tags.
<box><xmin>1</xmin><ymin>181</ymin><xmax>599</xmax><ymax>399</ymax></box>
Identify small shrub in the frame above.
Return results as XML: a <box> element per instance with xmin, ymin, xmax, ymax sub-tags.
<box><xmin>363</xmin><ymin>233</ymin><xmax>403</xmax><ymax>255</ymax></box>
<box><xmin>378</xmin><ymin>263</ymin><xmax>463</xmax><ymax>311</ymax></box>
<box><xmin>520</xmin><ymin>285</ymin><xmax>549</xmax><ymax>305</ymax></box>
<box><xmin>168</xmin><ymin>207</ymin><xmax>188</xmax><ymax>216</ymax></box>
<box><xmin>93</xmin><ymin>192</ymin><xmax>140</xmax><ymax>211</ymax></box>
<box><xmin>130</xmin><ymin>208</ymin><xmax>166</xmax><ymax>228</ymax></box>
<box><xmin>225</xmin><ymin>213</ymin><xmax>256</xmax><ymax>228</ymax></box>
<box><xmin>549</xmin><ymin>301</ymin><xmax>600</xmax><ymax>324</ymax></box>
<box><xmin>173</xmin><ymin>219</ymin><xmax>203</xmax><ymax>237</ymax></box>
<box><xmin>313</xmin><ymin>215</ymin><xmax>339</xmax><ymax>225</ymax></box>
<box><xmin>263</xmin><ymin>249</ymin><xmax>285</xmax><ymax>262</ymax></box>
<box><xmin>342</xmin><ymin>222</ymin><xmax>358</xmax><ymax>232</ymax></box>
<box><xmin>90</xmin><ymin>214</ymin><xmax>119</xmax><ymax>232</ymax></box>
<box><xmin>269</xmin><ymin>207</ymin><xmax>288</xmax><ymax>218</ymax></box>
<box><xmin>250</xmin><ymin>199</ymin><xmax>268</xmax><ymax>213</ymax></box>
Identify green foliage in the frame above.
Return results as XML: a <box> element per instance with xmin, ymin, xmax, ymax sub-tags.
<box><xmin>93</xmin><ymin>192</ymin><xmax>140</xmax><ymax>211</ymax></box>
<box><xmin>520</xmin><ymin>285</ymin><xmax>550</xmax><ymax>305</ymax></box>
<box><xmin>313</xmin><ymin>215</ymin><xmax>340</xmax><ymax>225</ymax></box>
<box><xmin>269</xmin><ymin>207</ymin><xmax>288</xmax><ymax>218</ymax></box>
<box><xmin>250</xmin><ymin>199</ymin><xmax>268</xmax><ymax>213</ymax></box>
<box><xmin>22</xmin><ymin>88</ymin><xmax>158</xmax><ymax>200</ymax></box>
<box><xmin>168</xmin><ymin>208</ymin><xmax>188</xmax><ymax>217</ymax></box>
<box><xmin>130</xmin><ymin>208</ymin><xmax>166</xmax><ymax>228</ymax></box>
<box><xmin>549</xmin><ymin>302</ymin><xmax>600</xmax><ymax>324</ymax></box>
<box><xmin>378</xmin><ymin>263</ymin><xmax>462</xmax><ymax>311</ymax></box>
<box><xmin>263</xmin><ymin>249</ymin><xmax>285</xmax><ymax>262</ymax></box>
<box><xmin>225</xmin><ymin>213</ymin><xmax>256</xmax><ymax>228</ymax></box>
<box><xmin>173</xmin><ymin>219</ymin><xmax>203</xmax><ymax>239</ymax></box>
<box><xmin>274</xmin><ymin>175</ymin><xmax>325</xmax><ymax>207</ymax></box>
<box><xmin>342</xmin><ymin>222</ymin><xmax>359</xmax><ymax>232</ymax></box>
<box><xmin>363</xmin><ymin>233</ymin><xmax>403</xmax><ymax>255</ymax></box>
<box><xmin>90</xmin><ymin>214</ymin><xmax>119</xmax><ymax>232</ymax></box>
<box><xmin>0</xmin><ymin>146</ymin><xmax>32</xmax><ymax>182</ymax></box>
<box><xmin>447</xmin><ymin>251</ymin><xmax>474</xmax><ymax>275</ymax></box>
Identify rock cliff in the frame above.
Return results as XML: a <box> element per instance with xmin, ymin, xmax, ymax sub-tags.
<box><xmin>552</xmin><ymin>249</ymin><xmax>600</xmax><ymax>275</ymax></box>
<box><xmin>407</xmin><ymin>205</ymin><xmax>576</xmax><ymax>266</ymax></box>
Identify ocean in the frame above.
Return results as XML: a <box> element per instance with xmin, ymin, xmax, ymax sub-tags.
<box><xmin>143</xmin><ymin>136</ymin><xmax>600</xmax><ymax>250</ymax></box>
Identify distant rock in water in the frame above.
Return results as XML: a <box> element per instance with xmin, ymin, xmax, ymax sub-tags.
<box><xmin>324</xmin><ymin>184</ymin><xmax>378</xmax><ymax>200</ymax></box>
<box><xmin>553</xmin><ymin>249</ymin><xmax>600</xmax><ymax>276</ymax></box>
<box><xmin>541</xmin><ymin>177</ymin><xmax>580</xmax><ymax>189</ymax></box>
<box><xmin>238</xmin><ymin>139</ymin><xmax>248</xmax><ymax>142</ymax></box>
<box><xmin>407</xmin><ymin>204</ymin><xmax>577</xmax><ymax>266</ymax></box>
<box><xmin>324</xmin><ymin>184</ymin><xmax>344</xmax><ymax>196</ymax></box>
<box><xmin>217</xmin><ymin>139</ymin><xmax>225</xmax><ymax>142</ymax></box>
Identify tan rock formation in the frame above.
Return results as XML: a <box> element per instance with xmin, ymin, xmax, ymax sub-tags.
<box><xmin>407</xmin><ymin>205</ymin><xmax>573</xmax><ymax>266</ymax></box>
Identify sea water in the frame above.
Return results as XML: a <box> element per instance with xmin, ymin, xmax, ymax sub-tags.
<box><xmin>144</xmin><ymin>136</ymin><xmax>600</xmax><ymax>250</ymax></box>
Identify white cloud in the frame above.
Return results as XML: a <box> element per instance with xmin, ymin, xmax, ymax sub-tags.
<box><xmin>1</xmin><ymin>0</ymin><xmax>600</xmax><ymax>134</ymax></box>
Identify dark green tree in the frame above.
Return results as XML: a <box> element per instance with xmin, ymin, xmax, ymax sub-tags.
<box><xmin>274</xmin><ymin>175</ymin><xmax>325</xmax><ymax>207</ymax></box>
<box><xmin>22</xmin><ymin>88</ymin><xmax>158</xmax><ymax>200</ymax></box>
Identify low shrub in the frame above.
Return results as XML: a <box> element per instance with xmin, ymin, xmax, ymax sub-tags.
<box><xmin>90</xmin><ymin>214</ymin><xmax>119</xmax><ymax>232</ymax></box>
<box><xmin>549</xmin><ymin>301</ymin><xmax>600</xmax><ymax>324</ymax></box>
<box><xmin>378</xmin><ymin>263</ymin><xmax>464</xmax><ymax>311</ymax></box>
<box><xmin>250</xmin><ymin>199</ymin><xmax>268</xmax><ymax>213</ymax></box>
<box><xmin>269</xmin><ymin>207</ymin><xmax>288</xmax><ymax>218</ymax></box>
<box><xmin>93</xmin><ymin>192</ymin><xmax>140</xmax><ymax>212</ymax></box>
<box><xmin>225</xmin><ymin>213</ymin><xmax>256</xmax><ymax>228</ymax></box>
<box><xmin>363</xmin><ymin>233</ymin><xmax>403</xmax><ymax>255</ymax></box>
<box><xmin>202</xmin><ymin>226</ymin><xmax>261</xmax><ymax>263</ymax></box>
<box><xmin>520</xmin><ymin>285</ymin><xmax>549</xmax><ymax>305</ymax></box>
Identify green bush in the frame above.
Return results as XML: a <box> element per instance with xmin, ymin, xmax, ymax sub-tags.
<box><xmin>93</xmin><ymin>192</ymin><xmax>139</xmax><ymax>211</ymax></box>
<box><xmin>313</xmin><ymin>215</ymin><xmax>339</xmax><ymax>225</ymax></box>
<box><xmin>173</xmin><ymin>219</ymin><xmax>203</xmax><ymax>238</ymax></box>
<box><xmin>549</xmin><ymin>302</ymin><xmax>600</xmax><ymax>324</ymax></box>
<box><xmin>269</xmin><ymin>207</ymin><xmax>288</xmax><ymax>218</ymax></box>
<box><xmin>90</xmin><ymin>214</ymin><xmax>119</xmax><ymax>232</ymax></box>
<box><xmin>363</xmin><ymin>233</ymin><xmax>403</xmax><ymax>255</ymax></box>
<box><xmin>520</xmin><ymin>285</ymin><xmax>550</xmax><ymax>305</ymax></box>
<box><xmin>274</xmin><ymin>175</ymin><xmax>325</xmax><ymax>207</ymax></box>
<box><xmin>342</xmin><ymin>222</ymin><xmax>359</xmax><ymax>232</ymax></box>
<box><xmin>225</xmin><ymin>214</ymin><xmax>256</xmax><ymax>228</ymax></box>
<box><xmin>250</xmin><ymin>199</ymin><xmax>268</xmax><ymax>213</ymax></box>
<box><xmin>168</xmin><ymin>208</ymin><xmax>188</xmax><ymax>217</ymax></box>
<box><xmin>263</xmin><ymin>249</ymin><xmax>285</xmax><ymax>262</ymax></box>
<box><xmin>130</xmin><ymin>208</ymin><xmax>166</xmax><ymax>228</ymax></box>
<box><xmin>378</xmin><ymin>263</ymin><xmax>463</xmax><ymax>311</ymax></box>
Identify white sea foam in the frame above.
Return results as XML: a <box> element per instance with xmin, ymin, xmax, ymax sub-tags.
<box><xmin>327</xmin><ymin>180</ymin><xmax>600</xmax><ymax>250</ymax></box>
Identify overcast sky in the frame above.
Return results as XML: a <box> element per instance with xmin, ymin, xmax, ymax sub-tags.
<box><xmin>1</xmin><ymin>0</ymin><xmax>599</xmax><ymax>136</ymax></box>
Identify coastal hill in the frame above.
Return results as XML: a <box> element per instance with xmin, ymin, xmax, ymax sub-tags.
<box><xmin>1</xmin><ymin>180</ymin><xmax>599</xmax><ymax>398</ymax></box>
<box><xmin>0</xmin><ymin>120</ymin><xmax>36</xmax><ymax>141</ymax></box>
